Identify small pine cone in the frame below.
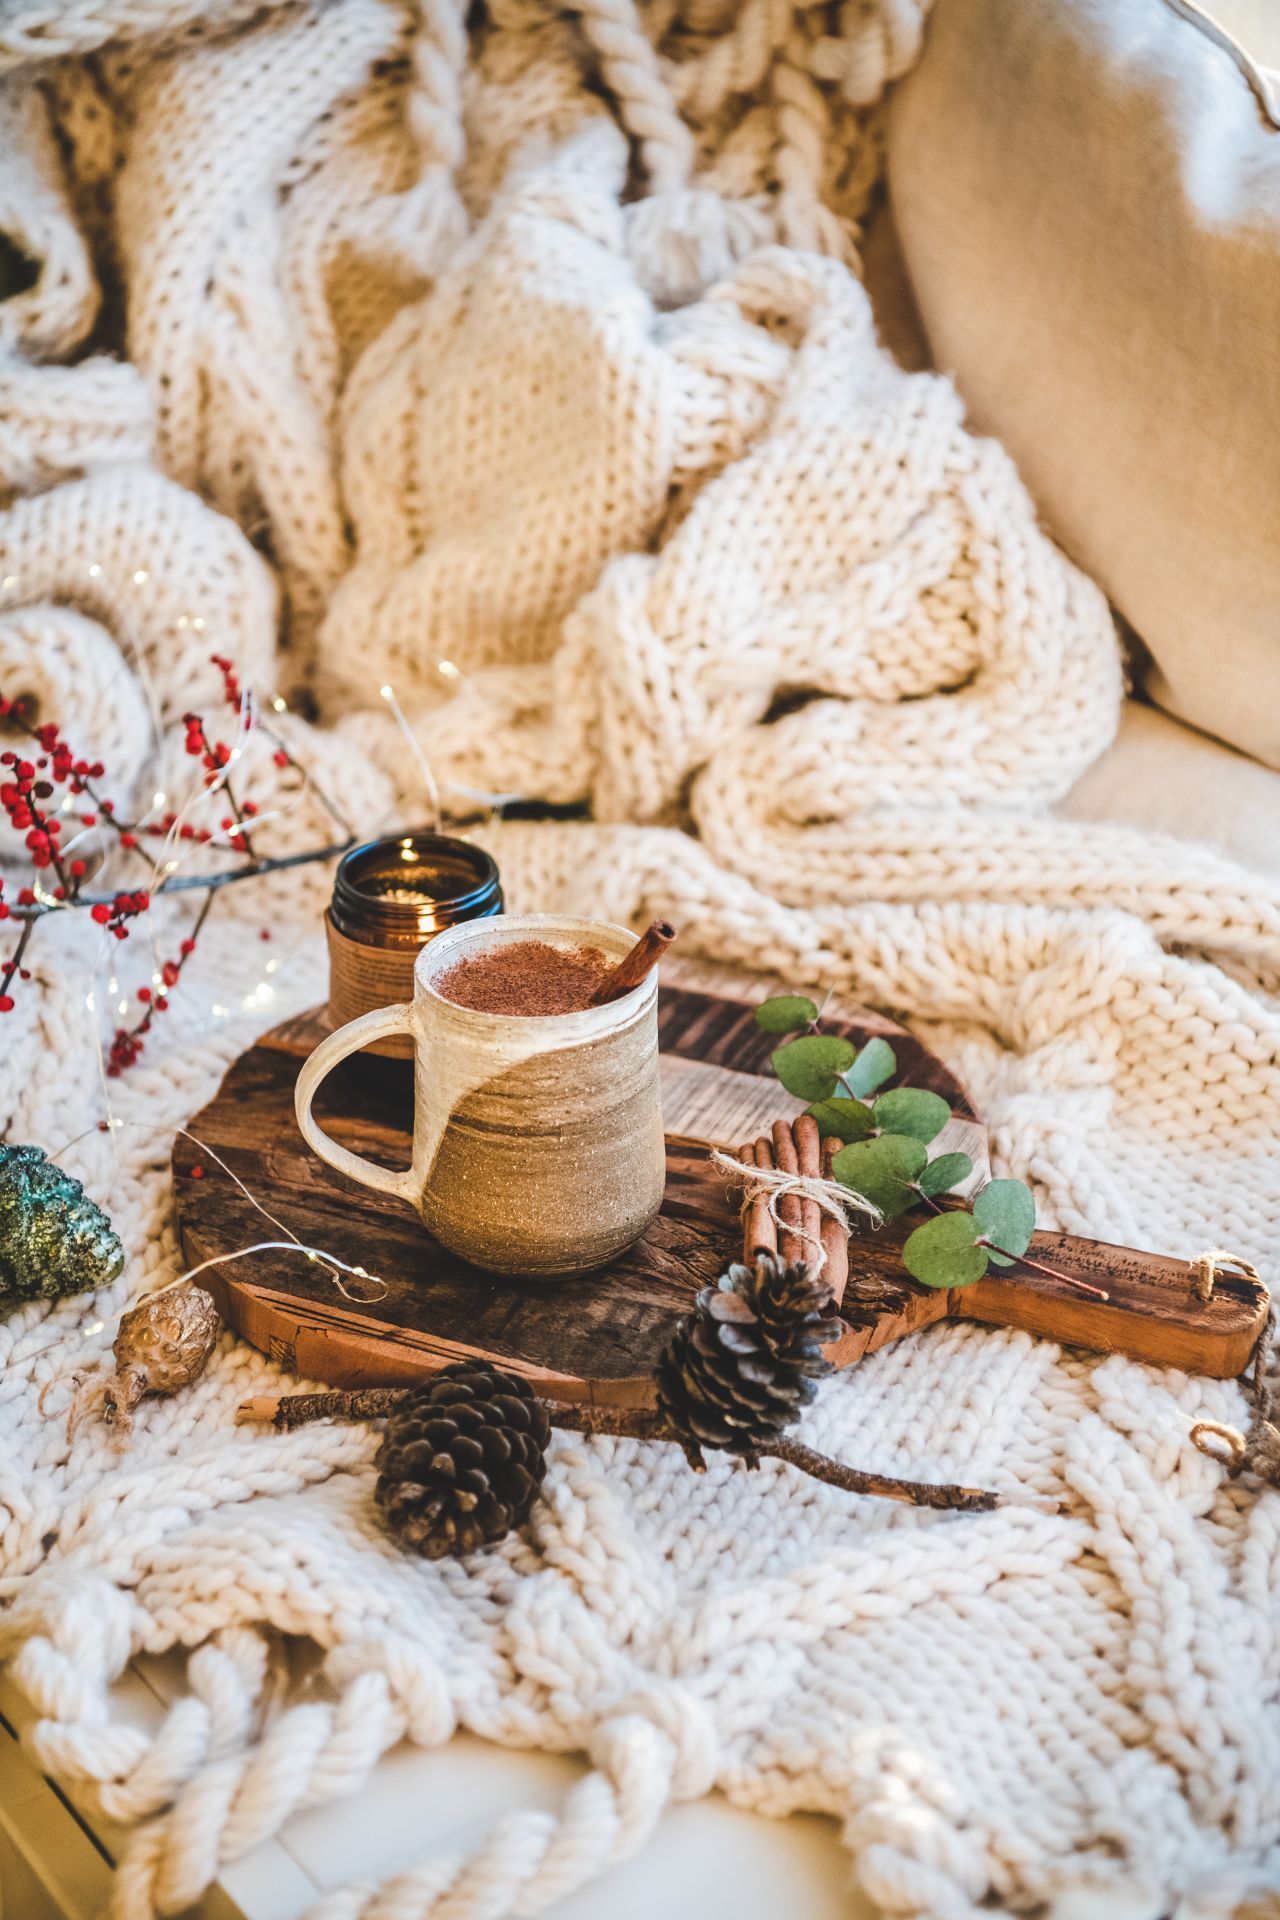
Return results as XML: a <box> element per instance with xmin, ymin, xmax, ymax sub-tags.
<box><xmin>375</xmin><ymin>1363</ymin><xmax>552</xmax><ymax>1560</ymax></box>
<box><xmin>655</xmin><ymin>1254</ymin><xmax>841</xmax><ymax>1468</ymax></box>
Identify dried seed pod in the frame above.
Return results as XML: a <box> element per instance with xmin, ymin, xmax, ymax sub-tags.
<box><xmin>100</xmin><ymin>1282</ymin><xmax>221</xmax><ymax>1431</ymax></box>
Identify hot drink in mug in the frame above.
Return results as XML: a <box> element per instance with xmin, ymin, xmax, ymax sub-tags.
<box><xmin>294</xmin><ymin>914</ymin><xmax>668</xmax><ymax>1277</ymax></box>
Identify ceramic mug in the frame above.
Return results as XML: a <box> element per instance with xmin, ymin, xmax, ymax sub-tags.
<box><xmin>294</xmin><ymin>913</ymin><xmax>667</xmax><ymax>1278</ymax></box>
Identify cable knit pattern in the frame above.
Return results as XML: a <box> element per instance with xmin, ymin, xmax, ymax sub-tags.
<box><xmin>1</xmin><ymin>6</ymin><xmax>1278</xmax><ymax>1920</ymax></box>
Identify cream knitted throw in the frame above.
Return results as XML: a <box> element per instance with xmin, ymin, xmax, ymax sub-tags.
<box><xmin>1</xmin><ymin>5</ymin><xmax>1278</xmax><ymax>1918</ymax></box>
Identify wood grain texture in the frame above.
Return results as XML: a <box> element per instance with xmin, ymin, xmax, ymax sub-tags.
<box><xmin>174</xmin><ymin>958</ymin><xmax>1269</xmax><ymax>1400</ymax></box>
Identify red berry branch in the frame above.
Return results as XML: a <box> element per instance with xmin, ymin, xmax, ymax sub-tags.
<box><xmin>0</xmin><ymin>657</ymin><xmax>362</xmax><ymax>1068</ymax></box>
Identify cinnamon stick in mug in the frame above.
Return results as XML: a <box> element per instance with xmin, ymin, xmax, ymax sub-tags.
<box><xmin>586</xmin><ymin>919</ymin><xmax>676</xmax><ymax>1006</ymax></box>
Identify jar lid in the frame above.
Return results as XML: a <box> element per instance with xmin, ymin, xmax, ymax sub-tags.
<box><xmin>330</xmin><ymin>831</ymin><xmax>502</xmax><ymax>944</ymax></box>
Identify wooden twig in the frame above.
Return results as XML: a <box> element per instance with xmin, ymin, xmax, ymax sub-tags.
<box><xmin>12</xmin><ymin>836</ymin><xmax>360</xmax><ymax>918</ymax></box>
<box><xmin>0</xmin><ymin>913</ymin><xmax>34</xmax><ymax>1004</ymax></box>
<box><xmin>238</xmin><ymin>1387</ymin><xmax>404</xmax><ymax>1428</ymax></box>
<box><xmin>236</xmin><ymin>1387</ymin><xmax>1057</xmax><ymax>1514</ymax></box>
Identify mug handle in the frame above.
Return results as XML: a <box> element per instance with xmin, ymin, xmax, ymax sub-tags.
<box><xmin>294</xmin><ymin>1002</ymin><xmax>422</xmax><ymax>1204</ymax></box>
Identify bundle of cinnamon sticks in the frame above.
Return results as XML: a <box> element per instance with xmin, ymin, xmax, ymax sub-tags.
<box><xmin>739</xmin><ymin>1115</ymin><xmax>849</xmax><ymax>1307</ymax></box>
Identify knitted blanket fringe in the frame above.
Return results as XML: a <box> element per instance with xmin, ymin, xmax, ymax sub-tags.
<box><xmin>1</xmin><ymin>5</ymin><xmax>1278</xmax><ymax>1919</ymax></box>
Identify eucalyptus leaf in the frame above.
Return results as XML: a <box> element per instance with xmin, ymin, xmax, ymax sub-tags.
<box><xmin>871</xmin><ymin>1087</ymin><xmax>950</xmax><ymax>1145</ymax></box>
<box><xmin>902</xmin><ymin>1211</ymin><xmax>989</xmax><ymax>1289</ymax></box>
<box><xmin>772</xmin><ymin>1034</ymin><xmax>857</xmax><ymax>1102</ymax></box>
<box><xmin>754</xmin><ymin>994</ymin><xmax>819</xmax><ymax>1035</ymax></box>
<box><xmin>845</xmin><ymin>1037</ymin><xmax>897</xmax><ymax>1097</ymax></box>
<box><xmin>972</xmin><ymin>1180</ymin><xmax>1036</xmax><ymax>1260</ymax></box>
<box><xmin>805</xmin><ymin>1097</ymin><xmax>875</xmax><ymax>1142</ymax></box>
<box><xmin>917</xmin><ymin>1151</ymin><xmax>973</xmax><ymax>1198</ymax></box>
<box><xmin>830</xmin><ymin>1134</ymin><xmax>926</xmax><ymax>1218</ymax></box>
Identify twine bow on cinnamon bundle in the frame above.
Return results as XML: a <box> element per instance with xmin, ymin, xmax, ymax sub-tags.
<box><xmin>714</xmin><ymin>1114</ymin><xmax>872</xmax><ymax>1295</ymax></box>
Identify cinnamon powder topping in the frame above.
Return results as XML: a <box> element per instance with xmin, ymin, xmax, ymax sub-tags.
<box><xmin>436</xmin><ymin>940</ymin><xmax>612</xmax><ymax>1016</ymax></box>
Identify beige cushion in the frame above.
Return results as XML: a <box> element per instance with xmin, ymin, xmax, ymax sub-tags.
<box><xmin>886</xmin><ymin>0</ymin><xmax>1280</xmax><ymax>769</ymax></box>
<box><xmin>1059</xmin><ymin>698</ymin><xmax>1280</xmax><ymax>878</ymax></box>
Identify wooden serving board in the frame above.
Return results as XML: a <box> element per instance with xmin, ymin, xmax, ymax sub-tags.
<box><xmin>175</xmin><ymin>958</ymin><xmax>1269</xmax><ymax>1403</ymax></box>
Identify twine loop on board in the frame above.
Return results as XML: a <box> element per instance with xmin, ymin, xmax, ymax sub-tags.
<box><xmin>710</xmin><ymin>1147</ymin><xmax>879</xmax><ymax>1271</ymax></box>
<box><xmin>1189</xmin><ymin>1247</ymin><xmax>1261</xmax><ymax>1303</ymax></box>
<box><xmin>1191</xmin><ymin>1306</ymin><xmax>1280</xmax><ymax>1490</ymax></box>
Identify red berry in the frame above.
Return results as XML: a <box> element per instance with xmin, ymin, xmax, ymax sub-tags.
<box><xmin>0</xmin><ymin>904</ymin><xmax>8</xmax><ymax>921</ymax></box>
<box><xmin>189</xmin><ymin>1165</ymin><xmax>204</xmax><ymax>1179</ymax></box>
<box><xmin>259</xmin><ymin>928</ymin><xmax>271</xmax><ymax>941</ymax></box>
<box><xmin>273</xmin><ymin>751</ymin><xmax>289</xmax><ymax>769</ymax></box>
<box><xmin>17</xmin><ymin>888</ymin><xmax>34</xmax><ymax>906</ymax></box>
<box><xmin>81</xmin><ymin>813</ymin><xmax>96</xmax><ymax>827</ymax></box>
<box><xmin>180</xmin><ymin>939</ymin><xmax>196</xmax><ymax>954</ymax></box>
<box><xmin>70</xmin><ymin>859</ymin><xmax>87</xmax><ymax>878</ymax></box>
<box><xmin>119</xmin><ymin>832</ymin><xmax>138</xmax><ymax>849</ymax></box>
<box><xmin>155</xmin><ymin>995</ymin><xmax>169</xmax><ymax>1011</ymax></box>
<box><xmin>137</xmin><ymin>986</ymin><xmax>151</xmax><ymax>1002</ymax></box>
<box><xmin>0</xmin><ymin>996</ymin><xmax>12</xmax><ymax>1013</ymax></box>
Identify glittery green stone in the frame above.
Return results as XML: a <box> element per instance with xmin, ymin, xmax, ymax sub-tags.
<box><xmin>0</xmin><ymin>1145</ymin><xmax>125</xmax><ymax>1307</ymax></box>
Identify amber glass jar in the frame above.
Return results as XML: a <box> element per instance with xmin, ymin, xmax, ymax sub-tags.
<box><xmin>326</xmin><ymin>832</ymin><xmax>502</xmax><ymax>1057</ymax></box>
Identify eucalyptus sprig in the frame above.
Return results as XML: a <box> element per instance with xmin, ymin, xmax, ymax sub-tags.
<box><xmin>754</xmin><ymin>995</ymin><xmax>1104</xmax><ymax>1300</ymax></box>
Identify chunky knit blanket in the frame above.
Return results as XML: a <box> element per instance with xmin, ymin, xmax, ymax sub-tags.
<box><xmin>1</xmin><ymin>4</ymin><xmax>1279</xmax><ymax>1917</ymax></box>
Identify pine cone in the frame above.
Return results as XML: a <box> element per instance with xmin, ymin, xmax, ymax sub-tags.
<box><xmin>655</xmin><ymin>1254</ymin><xmax>841</xmax><ymax>1467</ymax></box>
<box><xmin>0</xmin><ymin>1144</ymin><xmax>124</xmax><ymax>1306</ymax></box>
<box><xmin>375</xmin><ymin>1363</ymin><xmax>552</xmax><ymax>1560</ymax></box>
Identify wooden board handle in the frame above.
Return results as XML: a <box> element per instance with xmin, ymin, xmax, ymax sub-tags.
<box><xmin>829</xmin><ymin>1224</ymin><xmax>1270</xmax><ymax>1380</ymax></box>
